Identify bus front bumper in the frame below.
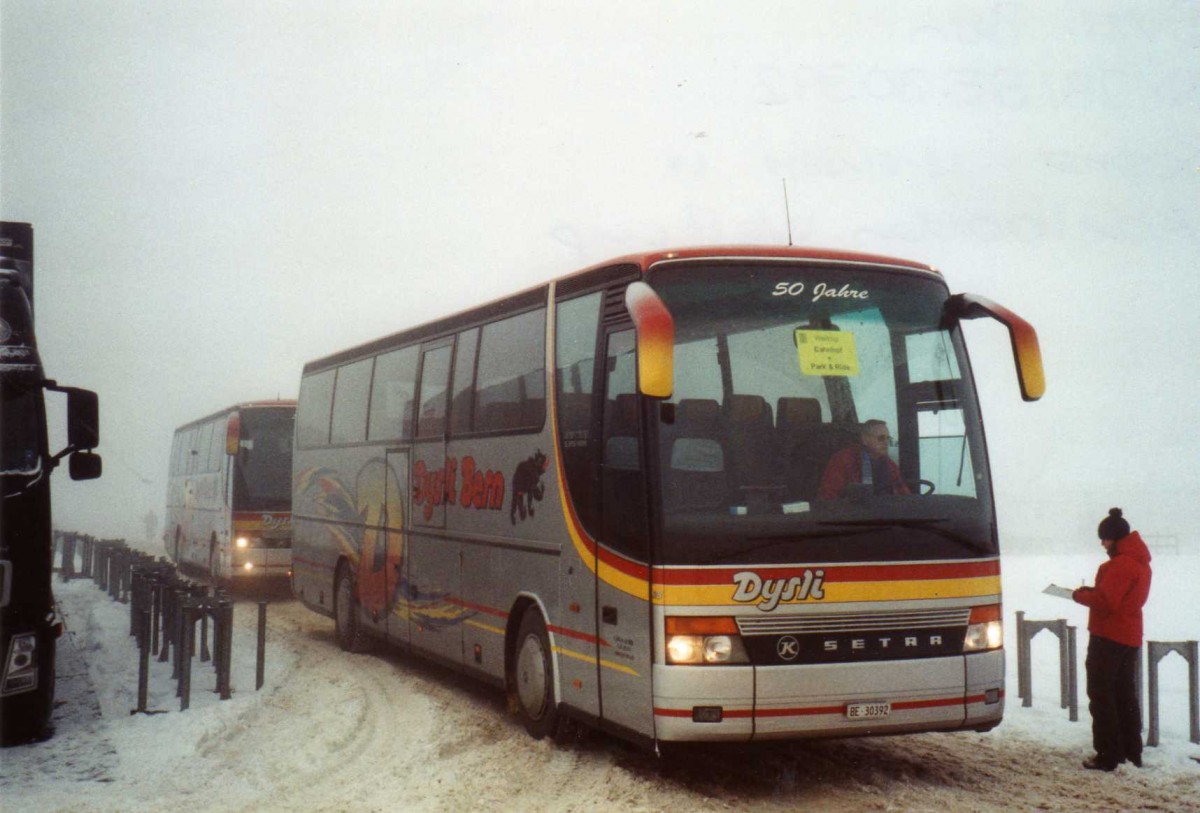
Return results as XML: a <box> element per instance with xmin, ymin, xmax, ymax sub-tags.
<box><xmin>229</xmin><ymin>548</ymin><xmax>292</xmax><ymax>578</ymax></box>
<box><xmin>652</xmin><ymin>650</ymin><xmax>1004</xmax><ymax>742</ymax></box>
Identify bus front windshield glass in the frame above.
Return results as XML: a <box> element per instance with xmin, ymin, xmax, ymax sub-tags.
<box><xmin>646</xmin><ymin>263</ymin><xmax>993</xmax><ymax>565</ymax></box>
<box><xmin>232</xmin><ymin>408</ymin><xmax>295</xmax><ymax>512</ymax></box>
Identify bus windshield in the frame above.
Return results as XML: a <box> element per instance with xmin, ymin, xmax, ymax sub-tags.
<box><xmin>645</xmin><ymin>263</ymin><xmax>994</xmax><ymax>565</ymax></box>
<box><xmin>232</xmin><ymin>408</ymin><xmax>295</xmax><ymax>512</ymax></box>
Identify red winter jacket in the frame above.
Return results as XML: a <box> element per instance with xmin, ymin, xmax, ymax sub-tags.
<box><xmin>816</xmin><ymin>445</ymin><xmax>911</xmax><ymax>500</ymax></box>
<box><xmin>1072</xmin><ymin>532</ymin><xmax>1153</xmax><ymax>647</ymax></box>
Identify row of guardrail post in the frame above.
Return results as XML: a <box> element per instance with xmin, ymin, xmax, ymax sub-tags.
<box><xmin>1015</xmin><ymin>610</ymin><xmax>1200</xmax><ymax>746</ymax></box>
<box><xmin>54</xmin><ymin>531</ymin><xmax>269</xmax><ymax>714</ymax></box>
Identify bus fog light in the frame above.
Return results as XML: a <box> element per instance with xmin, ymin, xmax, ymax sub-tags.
<box><xmin>243</xmin><ymin>562</ymin><xmax>255</xmax><ymax>572</ymax></box>
<box><xmin>236</xmin><ymin>537</ymin><xmax>250</xmax><ymax>548</ymax></box>
<box><xmin>667</xmin><ymin>635</ymin><xmax>704</xmax><ymax>664</ymax></box>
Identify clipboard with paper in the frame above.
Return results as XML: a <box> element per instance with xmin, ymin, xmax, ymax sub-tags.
<box><xmin>1042</xmin><ymin>584</ymin><xmax>1076</xmax><ymax>600</ymax></box>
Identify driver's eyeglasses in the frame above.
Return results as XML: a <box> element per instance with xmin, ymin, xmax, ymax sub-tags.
<box><xmin>868</xmin><ymin>434</ymin><xmax>896</xmax><ymax>446</ymax></box>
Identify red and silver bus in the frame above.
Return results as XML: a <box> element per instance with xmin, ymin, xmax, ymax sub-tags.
<box><xmin>165</xmin><ymin>401</ymin><xmax>296</xmax><ymax>583</ymax></box>
<box><xmin>292</xmin><ymin>246</ymin><xmax>1043</xmax><ymax>748</ymax></box>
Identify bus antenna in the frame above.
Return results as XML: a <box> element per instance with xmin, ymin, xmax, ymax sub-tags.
<box><xmin>782</xmin><ymin>178</ymin><xmax>794</xmax><ymax>246</ymax></box>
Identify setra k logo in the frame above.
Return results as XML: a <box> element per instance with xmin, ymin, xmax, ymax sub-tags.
<box><xmin>776</xmin><ymin>636</ymin><xmax>800</xmax><ymax>661</ymax></box>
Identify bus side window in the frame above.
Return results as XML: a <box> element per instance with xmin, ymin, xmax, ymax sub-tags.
<box><xmin>368</xmin><ymin>346</ymin><xmax>418</xmax><ymax>442</ymax></box>
<box><xmin>297</xmin><ymin>369</ymin><xmax>336</xmax><ymax>447</ymax></box>
<box><xmin>449</xmin><ymin>328</ymin><xmax>479</xmax><ymax>436</ymax></box>
<box><xmin>555</xmin><ymin>292</ymin><xmax>602</xmax><ymax>532</ymax></box>
<box><xmin>208</xmin><ymin>418</ymin><xmax>225</xmax><ymax>471</ymax></box>
<box><xmin>183</xmin><ymin>428</ymin><xmax>200</xmax><ymax>475</ymax></box>
<box><xmin>330</xmin><ymin>358</ymin><xmax>374</xmax><ymax>445</ymax></box>
<box><xmin>170</xmin><ymin>433</ymin><xmax>184</xmax><ymax>476</ymax></box>
<box><xmin>417</xmin><ymin>345</ymin><xmax>453</xmax><ymax>439</ymax></box>
<box><xmin>474</xmin><ymin>308</ymin><xmax>546</xmax><ymax>433</ymax></box>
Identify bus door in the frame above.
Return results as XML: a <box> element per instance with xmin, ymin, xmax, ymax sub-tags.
<box><xmin>409</xmin><ymin>340</ymin><xmax>463</xmax><ymax>664</ymax></box>
<box><xmin>595</xmin><ymin>326</ymin><xmax>655</xmax><ymax>737</ymax></box>
<box><xmin>383</xmin><ymin>449</ymin><xmax>411</xmax><ymax>647</ymax></box>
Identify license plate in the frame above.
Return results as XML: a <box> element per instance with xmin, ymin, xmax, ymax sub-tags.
<box><xmin>845</xmin><ymin>702</ymin><xmax>891</xmax><ymax>720</ymax></box>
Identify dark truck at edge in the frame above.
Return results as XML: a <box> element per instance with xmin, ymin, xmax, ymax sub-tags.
<box><xmin>1</xmin><ymin>221</ymin><xmax>102</xmax><ymax>745</ymax></box>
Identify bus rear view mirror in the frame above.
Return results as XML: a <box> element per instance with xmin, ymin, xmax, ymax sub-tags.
<box><xmin>226</xmin><ymin>412</ymin><xmax>242</xmax><ymax>456</ymax></box>
<box><xmin>69</xmin><ymin>451</ymin><xmax>102</xmax><ymax>481</ymax></box>
<box><xmin>944</xmin><ymin>294</ymin><xmax>1045</xmax><ymax>402</ymax></box>
<box><xmin>624</xmin><ymin>282</ymin><xmax>674</xmax><ymax>399</ymax></box>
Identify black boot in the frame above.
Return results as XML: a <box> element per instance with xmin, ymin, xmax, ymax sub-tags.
<box><xmin>1082</xmin><ymin>755</ymin><xmax>1117</xmax><ymax>772</ymax></box>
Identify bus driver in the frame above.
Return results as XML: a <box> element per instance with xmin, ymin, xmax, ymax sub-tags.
<box><xmin>817</xmin><ymin>419</ymin><xmax>911</xmax><ymax>500</ymax></box>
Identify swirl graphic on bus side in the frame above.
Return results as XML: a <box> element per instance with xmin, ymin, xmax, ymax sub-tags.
<box><xmin>354</xmin><ymin>458</ymin><xmax>406</xmax><ymax>622</ymax></box>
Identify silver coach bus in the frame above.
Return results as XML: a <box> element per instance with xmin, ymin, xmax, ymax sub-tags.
<box><xmin>291</xmin><ymin>246</ymin><xmax>1043</xmax><ymax>748</ymax></box>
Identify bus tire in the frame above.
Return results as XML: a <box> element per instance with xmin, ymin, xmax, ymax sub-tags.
<box><xmin>334</xmin><ymin>562</ymin><xmax>372</xmax><ymax>654</ymax></box>
<box><xmin>512</xmin><ymin>610</ymin><xmax>560</xmax><ymax>740</ymax></box>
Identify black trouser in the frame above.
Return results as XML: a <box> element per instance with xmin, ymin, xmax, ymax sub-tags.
<box><xmin>1086</xmin><ymin>635</ymin><xmax>1142</xmax><ymax>767</ymax></box>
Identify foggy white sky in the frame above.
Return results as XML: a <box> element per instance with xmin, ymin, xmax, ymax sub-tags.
<box><xmin>2</xmin><ymin>2</ymin><xmax>1198</xmax><ymax>545</ymax></box>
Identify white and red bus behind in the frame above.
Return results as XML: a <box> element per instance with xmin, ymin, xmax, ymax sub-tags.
<box><xmin>165</xmin><ymin>401</ymin><xmax>295</xmax><ymax>584</ymax></box>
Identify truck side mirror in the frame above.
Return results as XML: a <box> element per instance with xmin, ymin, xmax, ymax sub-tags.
<box><xmin>69</xmin><ymin>451</ymin><xmax>102</xmax><ymax>481</ymax></box>
<box><xmin>944</xmin><ymin>294</ymin><xmax>1045</xmax><ymax>402</ymax></box>
<box><xmin>66</xmin><ymin>388</ymin><xmax>100</xmax><ymax>450</ymax></box>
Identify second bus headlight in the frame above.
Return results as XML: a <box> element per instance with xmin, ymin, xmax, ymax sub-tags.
<box><xmin>963</xmin><ymin>604</ymin><xmax>1003</xmax><ymax>652</ymax></box>
<box><xmin>665</xmin><ymin>617</ymin><xmax>749</xmax><ymax>665</ymax></box>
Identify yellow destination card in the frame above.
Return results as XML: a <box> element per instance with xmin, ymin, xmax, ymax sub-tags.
<box><xmin>795</xmin><ymin>329</ymin><xmax>860</xmax><ymax>377</ymax></box>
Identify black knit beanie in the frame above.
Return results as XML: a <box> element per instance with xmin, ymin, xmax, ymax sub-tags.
<box><xmin>1097</xmin><ymin>507</ymin><xmax>1130</xmax><ymax>542</ymax></box>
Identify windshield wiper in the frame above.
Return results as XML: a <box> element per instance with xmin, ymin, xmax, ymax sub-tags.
<box><xmin>818</xmin><ymin>518</ymin><xmax>993</xmax><ymax>555</ymax></box>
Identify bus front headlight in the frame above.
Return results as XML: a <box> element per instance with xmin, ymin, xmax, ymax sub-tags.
<box><xmin>964</xmin><ymin>605</ymin><xmax>1003</xmax><ymax>652</ymax></box>
<box><xmin>665</xmin><ymin>617</ymin><xmax>749</xmax><ymax>665</ymax></box>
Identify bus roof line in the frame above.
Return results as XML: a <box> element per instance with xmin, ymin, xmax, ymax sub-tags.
<box><xmin>173</xmin><ymin>400</ymin><xmax>297</xmax><ymax>433</ymax></box>
<box><xmin>302</xmin><ymin>245</ymin><xmax>939</xmax><ymax>374</ymax></box>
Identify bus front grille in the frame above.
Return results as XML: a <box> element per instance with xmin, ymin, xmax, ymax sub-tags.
<box><xmin>736</xmin><ymin>607</ymin><xmax>971</xmax><ymax>637</ymax></box>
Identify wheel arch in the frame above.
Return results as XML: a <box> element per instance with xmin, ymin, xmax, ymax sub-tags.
<box><xmin>504</xmin><ymin>593</ymin><xmax>559</xmax><ymax>705</ymax></box>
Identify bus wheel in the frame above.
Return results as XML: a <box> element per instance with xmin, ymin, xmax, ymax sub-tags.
<box><xmin>512</xmin><ymin>610</ymin><xmax>560</xmax><ymax>739</ymax></box>
<box><xmin>334</xmin><ymin>563</ymin><xmax>371</xmax><ymax>653</ymax></box>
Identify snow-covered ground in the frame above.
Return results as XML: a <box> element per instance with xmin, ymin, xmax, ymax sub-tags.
<box><xmin>3</xmin><ymin>548</ymin><xmax>1198</xmax><ymax>812</ymax></box>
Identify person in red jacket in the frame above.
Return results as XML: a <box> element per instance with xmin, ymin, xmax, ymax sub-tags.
<box><xmin>816</xmin><ymin>419</ymin><xmax>911</xmax><ymax>500</ymax></box>
<box><xmin>1072</xmin><ymin>508</ymin><xmax>1152</xmax><ymax>772</ymax></box>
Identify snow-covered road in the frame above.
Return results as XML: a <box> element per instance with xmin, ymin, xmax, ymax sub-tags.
<box><xmin>4</xmin><ymin>559</ymin><xmax>1199</xmax><ymax>812</ymax></box>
